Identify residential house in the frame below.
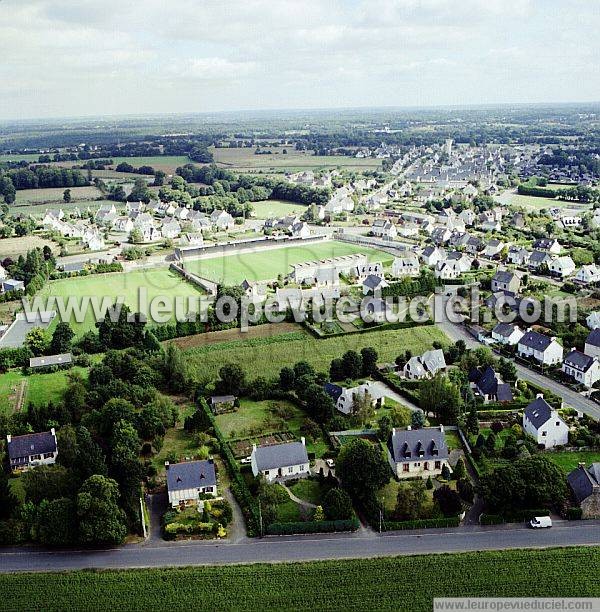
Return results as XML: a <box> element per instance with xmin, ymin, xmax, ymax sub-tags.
<box><xmin>522</xmin><ymin>395</ymin><xmax>568</xmax><ymax>448</ymax></box>
<box><xmin>363</xmin><ymin>296</ymin><xmax>389</xmax><ymax>323</ymax></box>
<box><xmin>431</xmin><ymin>227</ymin><xmax>452</xmax><ymax>245</ymax></box>
<box><xmin>166</xmin><ymin>459</ymin><xmax>217</xmax><ymax>508</ymax></box>
<box><xmin>420</xmin><ymin>246</ymin><xmax>445</xmax><ymax>266</ymax></box>
<box><xmin>240</xmin><ymin>279</ymin><xmax>267</xmax><ymax>303</ymax></box>
<box><xmin>126</xmin><ymin>201</ymin><xmax>145</xmax><ymax>215</ymax></box>
<box><xmin>392</xmin><ymin>254</ymin><xmax>420</xmax><ymax>278</ymax></box>
<box><xmin>113</xmin><ymin>216</ymin><xmax>134</xmax><ymax>233</ymax></box>
<box><xmin>251</xmin><ymin>439</ymin><xmax>310</xmax><ymax>482</ymax></box>
<box><xmin>161</xmin><ymin>218</ymin><xmax>182</xmax><ymax>239</ymax></box>
<box><xmin>291</xmin><ymin>221</ymin><xmax>311</xmax><ymax>239</ymax></box>
<box><xmin>2</xmin><ymin>279</ymin><xmax>25</xmax><ymax>293</ymax></box>
<box><xmin>29</xmin><ymin>353</ymin><xmax>72</xmax><ymax>370</ymax></box>
<box><xmin>562</xmin><ymin>349</ymin><xmax>600</xmax><ymax>388</ymax></box>
<box><xmin>575</xmin><ymin>265</ymin><xmax>600</xmax><ymax>285</ymax></box>
<box><xmin>528</xmin><ymin>250</ymin><xmax>554</xmax><ymax>270</ymax></box>
<box><xmin>396</xmin><ymin>222</ymin><xmax>419</xmax><ymax>238</ymax></box>
<box><xmin>371</xmin><ymin>219</ymin><xmax>397</xmax><ymax>239</ymax></box>
<box><xmin>469</xmin><ymin>366</ymin><xmax>513</xmax><ymax>403</ymax></box>
<box><xmin>491</xmin><ymin>270</ymin><xmax>521</xmax><ymax>294</ymax></box>
<box><xmin>210</xmin><ymin>209</ymin><xmax>235</xmax><ymax>231</ymax></box>
<box><xmin>517</xmin><ymin>329</ymin><xmax>563</xmax><ymax>365</ymax></box>
<box><xmin>465</xmin><ymin>235</ymin><xmax>484</xmax><ymax>255</ymax></box>
<box><xmin>141</xmin><ymin>226</ymin><xmax>162</xmax><ymax>242</ymax></box>
<box><xmin>459</xmin><ymin>209</ymin><xmax>476</xmax><ymax>226</ymax></box>
<box><xmin>507</xmin><ymin>246</ymin><xmax>530</xmax><ymax>266</ymax></box>
<box><xmin>549</xmin><ymin>256</ymin><xmax>576</xmax><ymax>278</ymax></box>
<box><xmin>324</xmin><ymin>381</ymin><xmax>385</xmax><ymax>415</ymax></box>
<box><xmin>180</xmin><ymin>232</ymin><xmax>204</xmax><ymax>247</ymax></box>
<box><xmin>362</xmin><ymin>274</ymin><xmax>388</xmax><ymax>295</ymax></box>
<box><xmin>491</xmin><ymin>322</ymin><xmax>524</xmax><ymax>346</ymax></box>
<box><xmin>387</xmin><ymin>426</ymin><xmax>450</xmax><ymax>480</ymax></box>
<box><xmin>533</xmin><ymin>238</ymin><xmax>561</xmax><ymax>254</ymax></box>
<box><xmin>403</xmin><ymin>349</ymin><xmax>447</xmax><ymax>380</ymax></box>
<box><xmin>7</xmin><ymin>429</ymin><xmax>58</xmax><ymax>472</ymax></box>
<box><xmin>355</xmin><ymin>262</ymin><xmax>384</xmax><ymax>282</ymax></box>
<box><xmin>584</xmin><ymin>329</ymin><xmax>600</xmax><ymax>359</ymax></box>
<box><xmin>586</xmin><ymin>312</ymin><xmax>600</xmax><ymax>330</ymax></box>
<box><xmin>95</xmin><ymin>203</ymin><xmax>117</xmax><ymax>226</ymax></box>
<box><xmin>567</xmin><ymin>463</ymin><xmax>600</xmax><ymax>518</ymax></box>
<box><xmin>483</xmin><ymin>239</ymin><xmax>505</xmax><ymax>259</ymax></box>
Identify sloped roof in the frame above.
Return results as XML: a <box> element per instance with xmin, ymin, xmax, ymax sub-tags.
<box><xmin>166</xmin><ymin>460</ymin><xmax>216</xmax><ymax>492</ymax></box>
<box><xmin>524</xmin><ymin>397</ymin><xmax>554</xmax><ymax>429</ymax></box>
<box><xmin>324</xmin><ymin>382</ymin><xmax>343</xmax><ymax>402</ymax></box>
<box><xmin>586</xmin><ymin>329</ymin><xmax>600</xmax><ymax>348</ymax></box>
<box><xmin>253</xmin><ymin>441</ymin><xmax>308</xmax><ymax>471</ymax></box>
<box><xmin>564</xmin><ymin>349</ymin><xmax>595</xmax><ymax>372</ymax></box>
<box><xmin>7</xmin><ymin>430</ymin><xmax>57</xmax><ymax>461</ymax></box>
<box><xmin>567</xmin><ymin>463</ymin><xmax>600</xmax><ymax>503</ymax></box>
<box><xmin>388</xmin><ymin>427</ymin><xmax>449</xmax><ymax>463</ymax></box>
<box><xmin>519</xmin><ymin>330</ymin><xmax>554</xmax><ymax>351</ymax></box>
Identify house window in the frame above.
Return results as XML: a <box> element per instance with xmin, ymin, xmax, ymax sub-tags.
<box><xmin>403</xmin><ymin>463</ymin><xmax>409</xmax><ymax>472</ymax></box>
<box><xmin>435</xmin><ymin>461</ymin><xmax>441</xmax><ymax>470</ymax></box>
<box><xmin>288</xmin><ymin>467</ymin><xmax>294</xmax><ymax>474</ymax></box>
<box><xmin>542</xmin><ymin>431</ymin><xmax>547</xmax><ymax>437</ymax></box>
<box><xmin>30</xmin><ymin>454</ymin><xmax>41</xmax><ymax>461</ymax></box>
<box><xmin>555</xmin><ymin>422</ymin><xmax>560</xmax><ymax>426</ymax></box>
<box><xmin>43</xmin><ymin>453</ymin><xmax>54</xmax><ymax>459</ymax></box>
<box><xmin>264</xmin><ymin>470</ymin><xmax>270</xmax><ymax>476</ymax></box>
<box><xmin>424</xmin><ymin>462</ymin><xmax>429</xmax><ymax>471</ymax></box>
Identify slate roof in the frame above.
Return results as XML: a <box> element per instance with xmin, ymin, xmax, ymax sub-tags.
<box><xmin>363</xmin><ymin>274</ymin><xmax>385</xmax><ymax>289</ymax></box>
<box><xmin>564</xmin><ymin>349</ymin><xmax>595</xmax><ymax>372</ymax></box>
<box><xmin>166</xmin><ymin>460</ymin><xmax>216</xmax><ymax>492</ymax></box>
<box><xmin>210</xmin><ymin>395</ymin><xmax>236</xmax><ymax>405</ymax></box>
<box><xmin>324</xmin><ymin>382</ymin><xmax>343</xmax><ymax>402</ymax></box>
<box><xmin>528</xmin><ymin>250</ymin><xmax>551</xmax><ymax>265</ymax></box>
<box><xmin>586</xmin><ymin>329</ymin><xmax>600</xmax><ymax>348</ymax></box>
<box><xmin>567</xmin><ymin>463</ymin><xmax>600</xmax><ymax>503</ymax></box>
<box><xmin>493</xmin><ymin>270</ymin><xmax>516</xmax><ymax>284</ymax></box>
<box><xmin>519</xmin><ymin>330</ymin><xmax>554</xmax><ymax>351</ymax></box>
<box><xmin>388</xmin><ymin>427</ymin><xmax>449</xmax><ymax>463</ymax></box>
<box><xmin>253</xmin><ymin>441</ymin><xmax>309</xmax><ymax>471</ymax></box>
<box><xmin>7</xmin><ymin>430</ymin><xmax>57</xmax><ymax>462</ymax></box>
<box><xmin>492</xmin><ymin>322</ymin><xmax>520</xmax><ymax>338</ymax></box>
<box><xmin>29</xmin><ymin>353</ymin><xmax>72</xmax><ymax>368</ymax></box>
<box><xmin>524</xmin><ymin>397</ymin><xmax>553</xmax><ymax>428</ymax></box>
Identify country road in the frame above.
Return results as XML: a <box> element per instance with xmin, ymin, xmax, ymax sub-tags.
<box><xmin>438</xmin><ymin>320</ymin><xmax>600</xmax><ymax>421</ymax></box>
<box><xmin>0</xmin><ymin>520</ymin><xmax>598</xmax><ymax>573</ymax></box>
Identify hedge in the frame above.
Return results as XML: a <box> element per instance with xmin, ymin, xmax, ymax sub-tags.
<box><xmin>503</xmin><ymin>508</ymin><xmax>550</xmax><ymax>522</ymax></box>
<box><xmin>566</xmin><ymin>507</ymin><xmax>583</xmax><ymax>520</ymax></box>
<box><xmin>383</xmin><ymin>516</ymin><xmax>460</xmax><ymax>531</ymax></box>
<box><xmin>266</xmin><ymin>518</ymin><xmax>359</xmax><ymax>535</ymax></box>
<box><xmin>303</xmin><ymin>319</ymin><xmax>434</xmax><ymax>340</ymax></box>
<box><xmin>480</xmin><ymin>514</ymin><xmax>504</xmax><ymax>525</ymax></box>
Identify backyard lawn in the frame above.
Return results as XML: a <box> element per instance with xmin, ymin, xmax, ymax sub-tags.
<box><xmin>184</xmin><ymin>241</ymin><xmax>394</xmax><ymax>284</ymax></box>
<box><xmin>288</xmin><ymin>478</ymin><xmax>331</xmax><ymax>506</ymax></box>
<box><xmin>39</xmin><ymin>268</ymin><xmax>205</xmax><ymax>335</ymax></box>
<box><xmin>184</xmin><ymin>325</ymin><xmax>449</xmax><ymax>380</ymax></box>
<box><xmin>546</xmin><ymin>450</ymin><xmax>600</xmax><ymax>474</ymax></box>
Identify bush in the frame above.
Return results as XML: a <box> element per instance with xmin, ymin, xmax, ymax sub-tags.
<box><xmin>566</xmin><ymin>507</ymin><xmax>583</xmax><ymax>520</ymax></box>
<box><xmin>383</xmin><ymin>517</ymin><xmax>460</xmax><ymax>531</ymax></box>
<box><xmin>480</xmin><ymin>514</ymin><xmax>504</xmax><ymax>525</ymax></box>
<box><xmin>266</xmin><ymin>518</ymin><xmax>359</xmax><ymax>535</ymax></box>
<box><xmin>457</xmin><ymin>478</ymin><xmax>474</xmax><ymax>503</ymax></box>
<box><xmin>491</xmin><ymin>421</ymin><xmax>504</xmax><ymax>433</ymax></box>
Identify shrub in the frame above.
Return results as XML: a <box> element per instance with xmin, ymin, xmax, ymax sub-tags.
<box><xmin>266</xmin><ymin>518</ymin><xmax>359</xmax><ymax>535</ymax></box>
<box><xmin>457</xmin><ymin>478</ymin><xmax>474</xmax><ymax>503</ymax></box>
<box><xmin>480</xmin><ymin>514</ymin><xmax>504</xmax><ymax>525</ymax></box>
<box><xmin>383</xmin><ymin>517</ymin><xmax>460</xmax><ymax>531</ymax></box>
<box><xmin>491</xmin><ymin>421</ymin><xmax>504</xmax><ymax>434</ymax></box>
<box><xmin>566</xmin><ymin>507</ymin><xmax>583</xmax><ymax>520</ymax></box>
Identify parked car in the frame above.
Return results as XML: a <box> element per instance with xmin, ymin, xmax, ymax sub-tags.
<box><xmin>325</xmin><ymin>459</ymin><xmax>335</xmax><ymax>468</ymax></box>
<box><xmin>530</xmin><ymin>516</ymin><xmax>552</xmax><ymax>528</ymax></box>
<box><xmin>240</xmin><ymin>457</ymin><xmax>252</xmax><ymax>464</ymax></box>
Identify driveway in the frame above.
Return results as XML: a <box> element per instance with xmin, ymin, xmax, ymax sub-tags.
<box><xmin>371</xmin><ymin>380</ymin><xmax>421</xmax><ymax>412</ymax></box>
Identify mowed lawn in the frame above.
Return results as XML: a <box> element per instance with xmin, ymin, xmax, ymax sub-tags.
<box><xmin>546</xmin><ymin>450</ymin><xmax>600</xmax><ymax>474</ymax></box>
<box><xmin>1</xmin><ymin>548</ymin><xmax>598</xmax><ymax>611</ymax></box>
<box><xmin>185</xmin><ymin>241</ymin><xmax>394</xmax><ymax>284</ymax></box>
<box><xmin>184</xmin><ymin>325</ymin><xmax>448</xmax><ymax>380</ymax></box>
<box><xmin>39</xmin><ymin>268</ymin><xmax>205</xmax><ymax>335</ymax></box>
<box><xmin>251</xmin><ymin>199</ymin><xmax>309</xmax><ymax>219</ymax></box>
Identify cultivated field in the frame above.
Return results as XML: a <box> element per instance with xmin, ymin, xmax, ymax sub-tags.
<box><xmin>0</xmin><ymin>235</ymin><xmax>57</xmax><ymax>258</ymax></box>
<box><xmin>38</xmin><ymin>268</ymin><xmax>205</xmax><ymax>335</ymax></box>
<box><xmin>106</xmin><ymin>155</ymin><xmax>190</xmax><ymax>174</ymax></box>
<box><xmin>184</xmin><ymin>241</ymin><xmax>394</xmax><ymax>284</ymax></box>
<box><xmin>211</xmin><ymin>146</ymin><xmax>382</xmax><ymax>171</ymax></box>
<box><xmin>14</xmin><ymin>185</ymin><xmax>102</xmax><ymax>205</ymax></box>
<box><xmin>183</xmin><ymin>325</ymin><xmax>448</xmax><ymax>380</ymax></box>
<box><xmin>0</xmin><ymin>548</ymin><xmax>597</xmax><ymax>610</ymax></box>
<box><xmin>251</xmin><ymin>199</ymin><xmax>310</xmax><ymax>219</ymax></box>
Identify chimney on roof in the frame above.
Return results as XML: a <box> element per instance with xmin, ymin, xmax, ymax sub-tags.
<box><xmin>50</xmin><ymin>427</ymin><xmax>56</xmax><ymax>437</ymax></box>
<box><xmin>164</xmin><ymin>461</ymin><xmax>170</xmax><ymax>470</ymax></box>
<box><xmin>551</xmin><ymin>337</ymin><xmax>557</xmax><ymax>342</ymax></box>
<box><xmin>407</xmin><ymin>425</ymin><xmax>411</xmax><ymax>431</ymax></box>
<box><xmin>301</xmin><ymin>437</ymin><xmax>305</xmax><ymax>446</ymax></box>
<box><xmin>252</xmin><ymin>443</ymin><xmax>257</xmax><ymax>452</ymax></box>
<box><xmin>439</xmin><ymin>424</ymin><xmax>444</xmax><ymax>433</ymax></box>
<box><xmin>536</xmin><ymin>393</ymin><xmax>544</xmax><ymax>399</ymax></box>
<box><xmin>6</xmin><ymin>435</ymin><xmax>11</xmax><ymax>444</ymax></box>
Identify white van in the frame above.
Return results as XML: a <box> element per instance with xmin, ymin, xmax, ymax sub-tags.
<box><xmin>530</xmin><ymin>516</ymin><xmax>552</xmax><ymax>528</ymax></box>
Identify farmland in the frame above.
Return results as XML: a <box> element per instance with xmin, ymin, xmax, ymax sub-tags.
<box><xmin>183</xmin><ymin>325</ymin><xmax>448</xmax><ymax>380</ymax></box>
<box><xmin>0</xmin><ymin>235</ymin><xmax>57</xmax><ymax>258</ymax></box>
<box><xmin>211</xmin><ymin>146</ymin><xmax>382</xmax><ymax>171</ymax></box>
<box><xmin>13</xmin><ymin>185</ymin><xmax>102</xmax><ymax>206</ymax></box>
<box><xmin>0</xmin><ymin>548</ymin><xmax>597</xmax><ymax>611</ymax></box>
<box><xmin>38</xmin><ymin>268</ymin><xmax>205</xmax><ymax>335</ymax></box>
<box><xmin>104</xmin><ymin>155</ymin><xmax>191</xmax><ymax>174</ymax></box>
<box><xmin>184</xmin><ymin>241</ymin><xmax>394</xmax><ymax>284</ymax></box>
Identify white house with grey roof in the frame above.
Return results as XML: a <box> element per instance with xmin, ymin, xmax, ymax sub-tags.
<box><xmin>584</xmin><ymin>329</ymin><xmax>600</xmax><ymax>359</ymax></box>
<box><xmin>586</xmin><ymin>312</ymin><xmax>600</xmax><ymax>331</ymax></box>
<box><xmin>324</xmin><ymin>381</ymin><xmax>385</xmax><ymax>415</ymax></box>
<box><xmin>562</xmin><ymin>349</ymin><xmax>600</xmax><ymax>388</ymax></box>
<box><xmin>549</xmin><ymin>256</ymin><xmax>576</xmax><ymax>278</ymax></box>
<box><xmin>522</xmin><ymin>396</ymin><xmax>568</xmax><ymax>449</ymax></box>
<box><xmin>491</xmin><ymin>270</ymin><xmax>521</xmax><ymax>294</ymax></box>
<box><xmin>491</xmin><ymin>322</ymin><xmax>524</xmax><ymax>346</ymax></box>
<box><xmin>166</xmin><ymin>459</ymin><xmax>217</xmax><ymax>508</ymax></box>
<box><xmin>403</xmin><ymin>349</ymin><xmax>446</xmax><ymax>380</ymax></box>
<box><xmin>251</xmin><ymin>439</ymin><xmax>310</xmax><ymax>482</ymax></box>
<box><xmin>568</xmin><ymin>463</ymin><xmax>600</xmax><ymax>519</ymax></box>
<box><xmin>7</xmin><ymin>428</ymin><xmax>58</xmax><ymax>471</ymax></box>
<box><xmin>387</xmin><ymin>426</ymin><xmax>450</xmax><ymax>479</ymax></box>
<box><xmin>517</xmin><ymin>329</ymin><xmax>563</xmax><ymax>366</ymax></box>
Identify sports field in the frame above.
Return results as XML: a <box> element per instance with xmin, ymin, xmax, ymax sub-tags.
<box><xmin>251</xmin><ymin>199</ymin><xmax>309</xmax><ymax>219</ymax></box>
<box><xmin>38</xmin><ymin>268</ymin><xmax>205</xmax><ymax>335</ymax></box>
<box><xmin>211</xmin><ymin>146</ymin><xmax>382</xmax><ymax>171</ymax></box>
<box><xmin>183</xmin><ymin>325</ymin><xmax>448</xmax><ymax>380</ymax></box>
<box><xmin>0</xmin><ymin>548</ymin><xmax>597</xmax><ymax>611</ymax></box>
<box><xmin>184</xmin><ymin>241</ymin><xmax>394</xmax><ymax>284</ymax></box>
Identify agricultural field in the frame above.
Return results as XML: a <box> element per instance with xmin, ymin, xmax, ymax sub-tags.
<box><xmin>13</xmin><ymin>185</ymin><xmax>102</xmax><ymax>205</ymax></box>
<box><xmin>546</xmin><ymin>450</ymin><xmax>600</xmax><ymax>474</ymax></box>
<box><xmin>184</xmin><ymin>241</ymin><xmax>394</xmax><ymax>284</ymax></box>
<box><xmin>211</xmin><ymin>146</ymin><xmax>382</xmax><ymax>171</ymax></box>
<box><xmin>105</xmin><ymin>155</ymin><xmax>190</xmax><ymax>174</ymax></box>
<box><xmin>0</xmin><ymin>153</ymin><xmax>42</xmax><ymax>162</ymax></box>
<box><xmin>0</xmin><ymin>548</ymin><xmax>598</xmax><ymax>610</ymax></box>
<box><xmin>0</xmin><ymin>235</ymin><xmax>57</xmax><ymax>258</ymax></box>
<box><xmin>183</xmin><ymin>325</ymin><xmax>449</xmax><ymax>380</ymax></box>
<box><xmin>250</xmin><ymin>199</ymin><xmax>309</xmax><ymax>219</ymax></box>
<box><xmin>38</xmin><ymin>268</ymin><xmax>205</xmax><ymax>335</ymax></box>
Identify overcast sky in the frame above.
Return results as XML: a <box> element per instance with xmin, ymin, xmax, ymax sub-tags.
<box><xmin>0</xmin><ymin>0</ymin><xmax>598</xmax><ymax>120</ymax></box>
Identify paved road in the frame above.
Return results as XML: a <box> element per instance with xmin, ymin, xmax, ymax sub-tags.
<box><xmin>438</xmin><ymin>320</ymin><xmax>600</xmax><ymax>420</ymax></box>
<box><xmin>0</xmin><ymin>520</ymin><xmax>598</xmax><ymax>573</ymax></box>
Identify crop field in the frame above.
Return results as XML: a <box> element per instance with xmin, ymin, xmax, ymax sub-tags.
<box><xmin>0</xmin><ymin>235</ymin><xmax>57</xmax><ymax>258</ymax></box>
<box><xmin>0</xmin><ymin>548</ymin><xmax>598</xmax><ymax>611</ymax></box>
<box><xmin>14</xmin><ymin>185</ymin><xmax>102</xmax><ymax>205</ymax></box>
<box><xmin>38</xmin><ymin>268</ymin><xmax>205</xmax><ymax>335</ymax></box>
<box><xmin>106</xmin><ymin>155</ymin><xmax>191</xmax><ymax>174</ymax></box>
<box><xmin>0</xmin><ymin>153</ymin><xmax>42</xmax><ymax>162</ymax></box>
<box><xmin>183</xmin><ymin>241</ymin><xmax>394</xmax><ymax>284</ymax></box>
<box><xmin>184</xmin><ymin>325</ymin><xmax>448</xmax><ymax>380</ymax></box>
<box><xmin>211</xmin><ymin>146</ymin><xmax>382</xmax><ymax>171</ymax></box>
<box><xmin>251</xmin><ymin>199</ymin><xmax>310</xmax><ymax>219</ymax></box>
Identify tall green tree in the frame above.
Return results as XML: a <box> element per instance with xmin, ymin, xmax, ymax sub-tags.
<box><xmin>336</xmin><ymin>438</ymin><xmax>389</xmax><ymax>503</ymax></box>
